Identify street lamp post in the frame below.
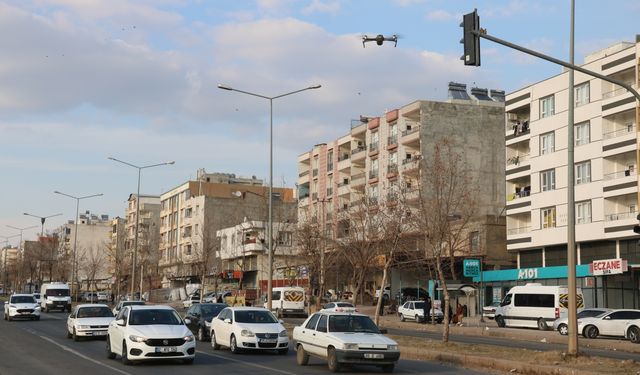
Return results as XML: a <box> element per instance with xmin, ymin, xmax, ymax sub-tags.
<box><xmin>23</xmin><ymin>213</ymin><xmax>63</xmax><ymax>282</ymax></box>
<box><xmin>108</xmin><ymin>157</ymin><xmax>174</xmax><ymax>300</ymax></box>
<box><xmin>6</xmin><ymin>225</ymin><xmax>39</xmax><ymax>251</ymax></box>
<box><xmin>54</xmin><ymin>191</ymin><xmax>103</xmax><ymax>302</ymax></box>
<box><xmin>218</xmin><ymin>83</ymin><xmax>321</xmax><ymax>311</ymax></box>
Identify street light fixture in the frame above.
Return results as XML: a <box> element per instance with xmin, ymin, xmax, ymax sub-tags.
<box><xmin>54</xmin><ymin>191</ymin><xmax>103</xmax><ymax>301</ymax></box>
<box><xmin>6</xmin><ymin>225</ymin><xmax>39</xmax><ymax>249</ymax></box>
<box><xmin>218</xmin><ymin>82</ymin><xmax>321</xmax><ymax>311</ymax></box>
<box><xmin>108</xmin><ymin>157</ymin><xmax>175</xmax><ymax>300</ymax></box>
<box><xmin>23</xmin><ymin>213</ymin><xmax>63</xmax><ymax>237</ymax></box>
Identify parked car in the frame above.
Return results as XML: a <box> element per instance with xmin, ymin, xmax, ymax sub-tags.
<box><xmin>83</xmin><ymin>292</ymin><xmax>98</xmax><ymax>303</ymax></box>
<box><xmin>32</xmin><ymin>293</ymin><xmax>42</xmax><ymax>305</ymax></box>
<box><xmin>624</xmin><ymin>319</ymin><xmax>640</xmax><ymax>343</ymax></box>
<box><xmin>209</xmin><ymin>307</ymin><xmax>288</xmax><ymax>354</ymax></box>
<box><xmin>553</xmin><ymin>308</ymin><xmax>610</xmax><ymax>335</ymax></box>
<box><xmin>321</xmin><ymin>302</ymin><xmax>357</xmax><ymax>313</ymax></box>
<box><xmin>106</xmin><ymin>305</ymin><xmax>195</xmax><ymax>365</ymax></box>
<box><xmin>482</xmin><ymin>301</ymin><xmax>501</xmax><ymax>320</ymax></box>
<box><xmin>184</xmin><ymin>303</ymin><xmax>228</xmax><ymax>341</ymax></box>
<box><xmin>183</xmin><ymin>294</ymin><xmax>201</xmax><ymax>309</ymax></box>
<box><xmin>67</xmin><ymin>304</ymin><xmax>115</xmax><ymax>341</ymax></box>
<box><xmin>577</xmin><ymin>309</ymin><xmax>640</xmax><ymax>339</ymax></box>
<box><xmin>398</xmin><ymin>301</ymin><xmax>443</xmax><ymax>323</ymax></box>
<box><xmin>97</xmin><ymin>292</ymin><xmax>109</xmax><ymax>302</ymax></box>
<box><xmin>293</xmin><ymin>311</ymin><xmax>400</xmax><ymax>372</ymax></box>
<box><xmin>112</xmin><ymin>300</ymin><xmax>145</xmax><ymax>316</ymax></box>
<box><xmin>375</xmin><ymin>286</ymin><xmax>391</xmax><ymax>302</ymax></box>
<box><xmin>4</xmin><ymin>294</ymin><xmax>40</xmax><ymax>321</ymax></box>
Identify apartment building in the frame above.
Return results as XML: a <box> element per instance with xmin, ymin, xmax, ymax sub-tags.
<box><xmin>297</xmin><ymin>84</ymin><xmax>509</xmax><ymax>297</ymax></box>
<box><xmin>124</xmin><ymin>193</ymin><xmax>161</xmax><ymax>290</ymax></box>
<box><xmin>216</xmin><ymin>219</ymin><xmax>305</xmax><ymax>291</ymax></box>
<box><xmin>158</xmin><ymin>171</ymin><xmax>296</xmax><ymax>290</ymax></box>
<box><xmin>108</xmin><ymin>217</ymin><xmax>126</xmax><ymax>296</ymax></box>
<box><xmin>491</xmin><ymin>38</ymin><xmax>640</xmax><ymax>309</ymax></box>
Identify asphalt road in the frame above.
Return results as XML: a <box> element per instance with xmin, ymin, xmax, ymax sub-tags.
<box><xmin>0</xmin><ymin>309</ymin><xmax>491</xmax><ymax>375</ymax></box>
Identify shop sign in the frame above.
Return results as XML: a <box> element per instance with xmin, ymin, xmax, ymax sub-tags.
<box><xmin>463</xmin><ymin>259</ymin><xmax>480</xmax><ymax>277</ymax></box>
<box><xmin>517</xmin><ymin>268</ymin><xmax>538</xmax><ymax>280</ymax></box>
<box><xmin>590</xmin><ymin>258</ymin><xmax>627</xmax><ymax>276</ymax></box>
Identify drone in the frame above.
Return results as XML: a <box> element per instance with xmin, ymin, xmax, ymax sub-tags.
<box><xmin>362</xmin><ymin>34</ymin><xmax>398</xmax><ymax>48</ymax></box>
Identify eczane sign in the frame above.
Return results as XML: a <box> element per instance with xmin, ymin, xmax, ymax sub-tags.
<box><xmin>590</xmin><ymin>258</ymin><xmax>628</xmax><ymax>276</ymax></box>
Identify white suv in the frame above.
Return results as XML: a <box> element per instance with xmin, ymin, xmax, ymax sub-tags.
<box><xmin>107</xmin><ymin>305</ymin><xmax>195</xmax><ymax>365</ymax></box>
<box><xmin>4</xmin><ymin>294</ymin><xmax>41</xmax><ymax>321</ymax></box>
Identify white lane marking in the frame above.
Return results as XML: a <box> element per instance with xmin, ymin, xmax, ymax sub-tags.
<box><xmin>39</xmin><ymin>336</ymin><xmax>133</xmax><ymax>375</ymax></box>
<box><xmin>197</xmin><ymin>350</ymin><xmax>298</xmax><ymax>375</ymax></box>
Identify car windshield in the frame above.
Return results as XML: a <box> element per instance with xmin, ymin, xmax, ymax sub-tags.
<box><xmin>328</xmin><ymin>315</ymin><xmax>380</xmax><ymax>333</ymax></box>
<box><xmin>235</xmin><ymin>310</ymin><xmax>278</xmax><ymax>324</ymax></box>
<box><xmin>11</xmin><ymin>296</ymin><xmax>35</xmax><ymax>304</ymax></box>
<box><xmin>201</xmin><ymin>304</ymin><xmax>226</xmax><ymax>318</ymax></box>
<box><xmin>77</xmin><ymin>306</ymin><xmax>113</xmax><ymax>318</ymax></box>
<box><xmin>577</xmin><ymin>310</ymin><xmax>606</xmax><ymax>319</ymax></box>
<box><xmin>129</xmin><ymin>309</ymin><xmax>182</xmax><ymax>325</ymax></box>
<box><xmin>47</xmin><ymin>289</ymin><xmax>69</xmax><ymax>297</ymax></box>
<box><xmin>336</xmin><ymin>303</ymin><xmax>354</xmax><ymax>308</ymax></box>
<box><xmin>414</xmin><ymin>302</ymin><xmax>425</xmax><ymax>309</ymax></box>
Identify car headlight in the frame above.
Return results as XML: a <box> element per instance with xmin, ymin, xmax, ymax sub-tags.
<box><xmin>183</xmin><ymin>335</ymin><xmax>195</xmax><ymax>342</ymax></box>
<box><xmin>240</xmin><ymin>329</ymin><xmax>255</xmax><ymax>337</ymax></box>
<box><xmin>8</xmin><ymin>304</ymin><xmax>16</xmax><ymax>309</ymax></box>
<box><xmin>46</xmin><ymin>301</ymin><xmax>53</xmax><ymax>304</ymax></box>
<box><xmin>387</xmin><ymin>344</ymin><xmax>399</xmax><ymax>350</ymax></box>
<box><xmin>128</xmin><ymin>335</ymin><xmax>146</xmax><ymax>343</ymax></box>
<box><xmin>34</xmin><ymin>305</ymin><xmax>41</xmax><ymax>310</ymax></box>
<box><xmin>78</xmin><ymin>325</ymin><xmax>91</xmax><ymax>330</ymax></box>
<box><xmin>343</xmin><ymin>343</ymin><xmax>359</xmax><ymax>350</ymax></box>
<box><xmin>279</xmin><ymin>330</ymin><xmax>288</xmax><ymax>337</ymax></box>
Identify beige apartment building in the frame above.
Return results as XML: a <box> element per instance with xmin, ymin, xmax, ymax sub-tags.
<box><xmin>297</xmin><ymin>84</ymin><xmax>510</xmax><ymax>299</ymax></box>
<box><xmin>108</xmin><ymin>217</ymin><xmax>126</xmax><ymax>297</ymax></box>
<box><xmin>491</xmin><ymin>38</ymin><xmax>640</xmax><ymax>309</ymax></box>
<box><xmin>124</xmin><ymin>194</ymin><xmax>161</xmax><ymax>290</ymax></box>
<box><xmin>158</xmin><ymin>171</ymin><xmax>296</xmax><ymax>291</ymax></box>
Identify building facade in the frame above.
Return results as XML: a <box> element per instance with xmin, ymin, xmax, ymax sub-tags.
<box><xmin>125</xmin><ymin>194</ymin><xmax>161</xmax><ymax>290</ymax></box>
<box><xmin>497</xmin><ymin>39</ymin><xmax>640</xmax><ymax>309</ymax></box>
<box><xmin>108</xmin><ymin>217</ymin><xmax>126</xmax><ymax>298</ymax></box>
<box><xmin>297</xmin><ymin>84</ymin><xmax>509</xmax><ymax>298</ymax></box>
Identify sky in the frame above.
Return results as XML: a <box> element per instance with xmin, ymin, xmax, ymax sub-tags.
<box><xmin>1</xmin><ymin>0</ymin><xmax>639</xmax><ymax>244</ymax></box>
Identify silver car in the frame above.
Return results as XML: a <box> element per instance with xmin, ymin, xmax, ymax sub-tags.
<box><xmin>553</xmin><ymin>308</ymin><xmax>610</xmax><ymax>335</ymax></box>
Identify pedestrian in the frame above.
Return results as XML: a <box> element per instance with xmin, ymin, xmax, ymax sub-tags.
<box><xmin>448</xmin><ymin>302</ymin><xmax>453</xmax><ymax>324</ymax></box>
<box><xmin>422</xmin><ymin>294</ymin><xmax>431</xmax><ymax>324</ymax></box>
<box><xmin>455</xmin><ymin>303</ymin><xmax>464</xmax><ymax>325</ymax></box>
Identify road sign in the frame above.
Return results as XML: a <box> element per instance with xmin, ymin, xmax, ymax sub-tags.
<box><xmin>463</xmin><ymin>259</ymin><xmax>481</xmax><ymax>277</ymax></box>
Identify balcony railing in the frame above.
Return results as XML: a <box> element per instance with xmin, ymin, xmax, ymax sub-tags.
<box><xmin>402</xmin><ymin>127</ymin><xmax>419</xmax><ymax>137</ymax></box>
<box><xmin>369</xmin><ymin>142</ymin><xmax>379</xmax><ymax>152</ymax></box>
<box><xmin>387</xmin><ymin>164</ymin><xmax>398</xmax><ymax>174</ymax></box>
<box><xmin>369</xmin><ymin>170</ymin><xmax>379</xmax><ymax>179</ymax></box>
<box><xmin>387</xmin><ymin>135</ymin><xmax>398</xmax><ymax>146</ymax></box>
<box><xmin>605</xmin><ymin>211</ymin><xmax>637</xmax><ymax>221</ymax></box>
<box><xmin>337</xmin><ymin>181</ymin><xmax>349</xmax><ymax>187</ymax></box>
<box><xmin>338</xmin><ymin>153</ymin><xmax>350</xmax><ymax>161</ymax></box>
<box><xmin>506</xmin><ymin>153</ymin><xmax>530</xmax><ymax>166</ymax></box>
<box><xmin>351</xmin><ymin>173</ymin><xmax>365</xmax><ymax>185</ymax></box>
<box><xmin>351</xmin><ymin>146</ymin><xmax>366</xmax><ymax>155</ymax></box>
<box><xmin>507</xmin><ymin>189</ymin><xmax>531</xmax><ymax>201</ymax></box>
<box><xmin>603</xmin><ymin>169</ymin><xmax>637</xmax><ymax>181</ymax></box>
<box><xmin>507</xmin><ymin>226</ymin><xmax>531</xmax><ymax>235</ymax></box>
<box><xmin>602</xmin><ymin>125</ymin><xmax>636</xmax><ymax>140</ymax></box>
<box><xmin>402</xmin><ymin>155</ymin><xmax>421</xmax><ymax>165</ymax></box>
<box><xmin>602</xmin><ymin>83</ymin><xmax>637</xmax><ymax>99</ymax></box>
<box><xmin>298</xmin><ymin>170</ymin><xmax>309</xmax><ymax>177</ymax></box>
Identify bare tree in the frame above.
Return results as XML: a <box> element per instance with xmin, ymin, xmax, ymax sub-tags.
<box><xmin>410</xmin><ymin>138</ymin><xmax>478</xmax><ymax>342</ymax></box>
<box><xmin>191</xmin><ymin>223</ymin><xmax>221</xmax><ymax>302</ymax></box>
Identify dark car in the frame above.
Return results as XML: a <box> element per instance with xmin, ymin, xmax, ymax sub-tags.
<box><xmin>399</xmin><ymin>287</ymin><xmax>428</xmax><ymax>302</ymax></box>
<box><xmin>184</xmin><ymin>303</ymin><xmax>228</xmax><ymax>341</ymax></box>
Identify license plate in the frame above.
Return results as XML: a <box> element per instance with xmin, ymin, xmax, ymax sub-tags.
<box><xmin>95</xmin><ymin>331</ymin><xmax>107</xmax><ymax>336</ymax></box>
<box><xmin>364</xmin><ymin>353</ymin><xmax>384</xmax><ymax>359</ymax></box>
<box><xmin>260</xmin><ymin>339</ymin><xmax>277</xmax><ymax>344</ymax></box>
<box><xmin>155</xmin><ymin>347</ymin><xmax>177</xmax><ymax>353</ymax></box>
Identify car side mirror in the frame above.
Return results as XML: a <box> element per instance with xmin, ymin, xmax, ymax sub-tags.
<box><xmin>380</xmin><ymin>329</ymin><xmax>388</xmax><ymax>334</ymax></box>
<box><xmin>278</xmin><ymin>319</ymin><xmax>285</xmax><ymax>324</ymax></box>
<box><xmin>224</xmin><ymin>318</ymin><xmax>232</xmax><ymax>324</ymax></box>
<box><xmin>115</xmin><ymin>319</ymin><xmax>125</xmax><ymax>326</ymax></box>
<box><xmin>603</xmin><ymin>316</ymin><xmax>611</xmax><ymax>320</ymax></box>
<box><xmin>184</xmin><ymin>318</ymin><xmax>191</xmax><ymax>325</ymax></box>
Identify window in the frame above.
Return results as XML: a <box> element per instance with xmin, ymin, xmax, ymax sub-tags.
<box><xmin>575</xmin><ymin>161</ymin><xmax>591</xmax><ymax>184</ymax></box>
<box><xmin>369</xmin><ymin>184</ymin><xmax>379</xmax><ymax>202</ymax></box>
<box><xmin>540</xmin><ymin>132</ymin><xmax>555</xmax><ymax>155</ymax></box>
<box><xmin>305</xmin><ymin>314</ymin><xmax>320</xmax><ymax>330</ymax></box>
<box><xmin>575</xmin><ymin>82</ymin><xmax>590</xmax><ymax>107</ymax></box>
<box><xmin>541</xmin><ymin>169</ymin><xmax>555</xmax><ymax>191</ymax></box>
<box><xmin>575</xmin><ymin>121</ymin><xmax>590</xmax><ymax>146</ymax></box>
<box><xmin>540</xmin><ymin>95</ymin><xmax>555</xmax><ymax>118</ymax></box>
<box><xmin>514</xmin><ymin>294</ymin><xmax>554</xmax><ymax>308</ymax></box>
<box><xmin>541</xmin><ymin>207</ymin><xmax>556</xmax><ymax>228</ymax></box>
<box><xmin>369</xmin><ymin>158</ymin><xmax>378</xmax><ymax>179</ymax></box>
<box><xmin>277</xmin><ymin>231</ymin><xmax>292</xmax><ymax>246</ymax></box>
<box><xmin>470</xmin><ymin>231</ymin><xmax>480</xmax><ymax>253</ymax></box>
<box><xmin>327</xmin><ymin>150</ymin><xmax>333</xmax><ymax>171</ymax></box>
<box><xmin>316</xmin><ymin>315</ymin><xmax>328</xmax><ymax>333</ymax></box>
<box><xmin>576</xmin><ymin>201</ymin><xmax>592</xmax><ymax>224</ymax></box>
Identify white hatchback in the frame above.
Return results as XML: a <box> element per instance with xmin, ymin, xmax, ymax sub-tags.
<box><xmin>578</xmin><ymin>309</ymin><xmax>640</xmax><ymax>339</ymax></box>
<box><xmin>210</xmin><ymin>307</ymin><xmax>289</xmax><ymax>354</ymax></box>
<box><xmin>398</xmin><ymin>301</ymin><xmax>443</xmax><ymax>323</ymax></box>
<box><xmin>107</xmin><ymin>305</ymin><xmax>195</xmax><ymax>365</ymax></box>
<box><xmin>67</xmin><ymin>304</ymin><xmax>114</xmax><ymax>341</ymax></box>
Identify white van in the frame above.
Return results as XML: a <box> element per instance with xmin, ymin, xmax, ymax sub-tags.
<box><xmin>40</xmin><ymin>282</ymin><xmax>72</xmax><ymax>312</ymax></box>
<box><xmin>264</xmin><ymin>287</ymin><xmax>306</xmax><ymax>318</ymax></box>
<box><xmin>495</xmin><ymin>283</ymin><xmax>584</xmax><ymax>330</ymax></box>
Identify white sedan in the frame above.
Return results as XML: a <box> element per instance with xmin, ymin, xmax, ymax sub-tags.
<box><xmin>67</xmin><ymin>304</ymin><xmax>114</xmax><ymax>341</ymax></box>
<box><xmin>4</xmin><ymin>294</ymin><xmax>40</xmax><ymax>321</ymax></box>
<box><xmin>209</xmin><ymin>307</ymin><xmax>289</xmax><ymax>354</ymax></box>
<box><xmin>578</xmin><ymin>309</ymin><xmax>640</xmax><ymax>339</ymax></box>
<box><xmin>624</xmin><ymin>319</ymin><xmax>640</xmax><ymax>343</ymax></box>
<box><xmin>398</xmin><ymin>301</ymin><xmax>443</xmax><ymax>323</ymax></box>
<box><xmin>293</xmin><ymin>311</ymin><xmax>400</xmax><ymax>373</ymax></box>
<box><xmin>107</xmin><ymin>305</ymin><xmax>195</xmax><ymax>365</ymax></box>
<box><xmin>321</xmin><ymin>302</ymin><xmax>357</xmax><ymax>313</ymax></box>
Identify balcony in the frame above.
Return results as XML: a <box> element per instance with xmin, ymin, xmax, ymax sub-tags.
<box><xmin>400</xmin><ymin>156</ymin><xmax>420</xmax><ymax>175</ymax></box>
<box><xmin>351</xmin><ymin>146</ymin><xmax>366</xmax><ymax>162</ymax></box>
<box><xmin>298</xmin><ymin>170</ymin><xmax>310</xmax><ymax>177</ymax></box>
<box><xmin>401</xmin><ymin>126</ymin><xmax>420</xmax><ymax>145</ymax></box>
<box><xmin>505</xmin><ymin>120</ymin><xmax>530</xmax><ymax>139</ymax></box>
<box><xmin>351</xmin><ymin>173</ymin><xmax>365</xmax><ymax>187</ymax></box>
<box><xmin>337</xmin><ymin>183</ymin><xmax>350</xmax><ymax>196</ymax></box>
<box><xmin>506</xmin><ymin>153</ymin><xmax>529</xmax><ymax>167</ymax></box>
<box><xmin>603</xmin><ymin>125</ymin><xmax>635</xmax><ymax>140</ymax></box>
<box><xmin>507</xmin><ymin>226</ymin><xmax>531</xmax><ymax>235</ymax></box>
<box><xmin>603</xmin><ymin>169</ymin><xmax>636</xmax><ymax>181</ymax></box>
<box><xmin>338</xmin><ymin>153</ymin><xmax>350</xmax><ymax>162</ymax></box>
<box><xmin>506</xmin><ymin>188</ymin><xmax>531</xmax><ymax>201</ymax></box>
<box><xmin>602</xmin><ymin>83</ymin><xmax>637</xmax><ymax>100</ymax></box>
<box><xmin>604</xmin><ymin>211</ymin><xmax>637</xmax><ymax>221</ymax></box>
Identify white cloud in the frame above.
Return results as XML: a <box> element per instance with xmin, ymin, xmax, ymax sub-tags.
<box><xmin>425</xmin><ymin>9</ymin><xmax>459</xmax><ymax>22</ymax></box>
<box><xmin>392</xmin><ymin>0</ymin><xmax>428</xmax><ymax>6</ymax></box>
<box><xmin>302</xmin><ymin>0</ymin><xmax>341</xmax><ymax>15</ymax></box>
<box><xmin>484</xmin><ymin>0</ymin><xmax>548</xmax><ymax>18</ymax></box>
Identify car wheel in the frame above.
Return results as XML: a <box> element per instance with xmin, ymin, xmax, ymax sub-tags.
<box><xmin>399</xmin><ymin>313</ymin><xmax>405</xmax><ymax>322</ymax></box>
<box><xmin>558</xmin><ymin>324</ymin><xmax>568</xmax><ymax>336</ymax></box>
<box><xmin>122</xmin><ymin>342</ymin><xmax>132</xmax><ymax>365</ymax></box>
<box><xmin>327</xmin><ymin>347</ymin><xmax>341</xmax><ymax>372</ymax></box>
<box><xmin>585</xmin><ymin>325</ymin><xmax>599</xmax><ymax>339</ymax></box>
<box><xmin>7</xmin><ymin>314</ymin><xmax>11</xmax><ymax>322</ymax></box>
<box><xmin>106</xmin><ymin>336</ymin><xmax>116</xmax><ymax>359</ymax></box>
<box><xmin>230</xmin><ymin>334</ymin><xmax>240</xmax><ymax>354</ymax></box>
<box><xmin>183</xmin><ymin>358</ymin><xmax>194</xmax><ymax>365</ymax></box>
<box><xmin>197</xmin><ymin>326</ymin><xmax>207</xmax><ymax>342</ymax></box>
<box><xmin>537</xmin><ymin>318</ymin><xmax>547</xmax><ymax>331</ymax></box>
<box><xmin>67</xmin><ymin>328</ymin><xmax>72</xmax><ymax>339</ymax></box>
<box><xmin>210</xmin><ymin>330</ymin><xmax>220</xmax><ymax>350</ymax></box>
<box><xmin>381</xmin><ymin>364</ymin><xmax>395</xmax><ymax>373</ymax></box>
<box><xmin>296</xmin><ymin>344</ymin><xmax>309</xmax><ymax>365</ymax></box>
<box><xmin>278</xmin><ymin>348</ymin><xmax>289</xmax><ymax>355</ymax></box>
<box><xmin>73</xmin><ymin>328</ymin><xmax>79</xmax><ymax>342</ymax></box>
<box><xmin>495</xmin><ymin>316</ymin><xmax>505</xmax><ymax>328</ymax></box>
<box><xmin>628</xmin><ymin>326</ymin><xmax>640</xmax><ymax>344</ymax></box>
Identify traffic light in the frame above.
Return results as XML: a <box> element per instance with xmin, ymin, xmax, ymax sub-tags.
<box><xmin>460</xmin><ymin>9</ymin><xmax>480</xmax><ymax>66</ymax></box>
<box><xmin>634</xmin><ymin>214</ymin><xmax>640</xmax><ymax>234</ymax></box>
